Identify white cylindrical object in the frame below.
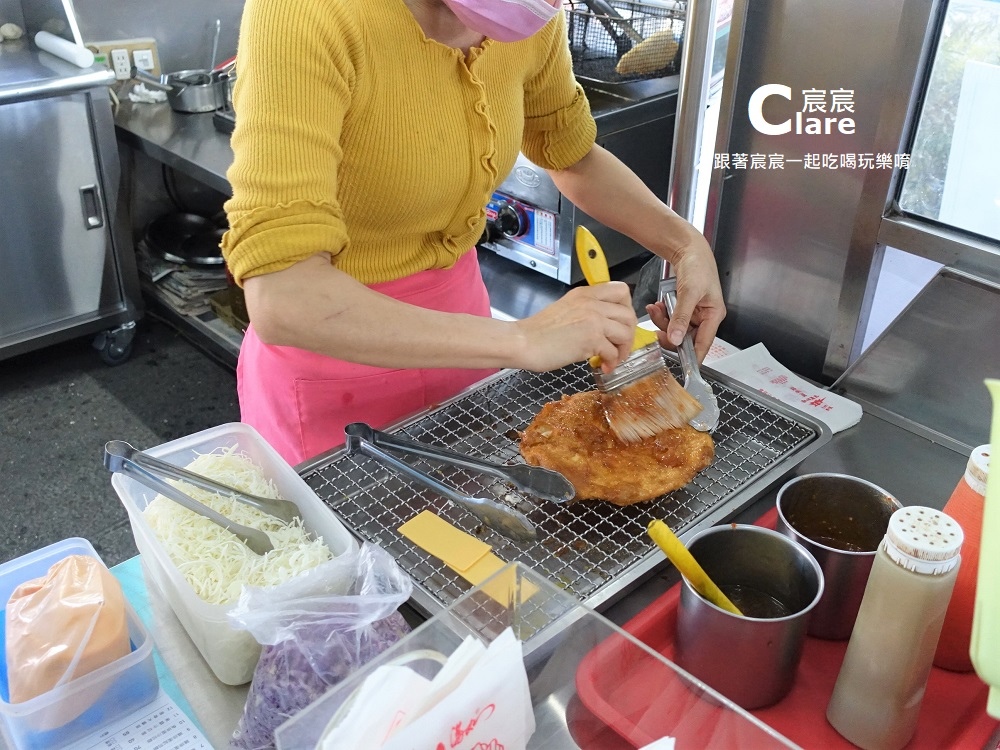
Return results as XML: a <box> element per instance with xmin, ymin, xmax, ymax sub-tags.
<box><xmin>34</xmin><ymin>30</ymin><xmax>95</xmax><ymax>68</ymax></box>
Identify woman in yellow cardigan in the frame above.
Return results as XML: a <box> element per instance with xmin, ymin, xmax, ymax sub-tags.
<box><xmin>222</xmin><ymin>0</ymin><xmax>726</xmax><ymax>464</ymax></box>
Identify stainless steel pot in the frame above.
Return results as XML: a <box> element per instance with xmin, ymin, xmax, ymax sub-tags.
<box><xmin>132</xmin><ymin>67</ymin><xmax>223</xmax><ymax>114</ymax></box>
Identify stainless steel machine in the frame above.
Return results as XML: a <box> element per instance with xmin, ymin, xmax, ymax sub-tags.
<box><xmin>478</xmin><ymin>1</ymin><xmax>688</xmax><ymax>284</ymax></box>
<box><xmin>479</xmin><ymin>86</ymin><xmax>678</xmax><ymax>284</ymax></box>
<box><xmin>0</xmin><ymin>42</ymin><xmax>142</xmax><ymax>364</ymax></box>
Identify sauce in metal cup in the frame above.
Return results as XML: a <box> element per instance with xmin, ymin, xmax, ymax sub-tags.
<box><xmin>674</xmin><ymin>524</ymin><xmax>824</xmax><ymax>710</ymax></box>
<box><xmin>776</xmin><ymin>473</ymin><xmax>902</xmax><ymax>640</ymax></box>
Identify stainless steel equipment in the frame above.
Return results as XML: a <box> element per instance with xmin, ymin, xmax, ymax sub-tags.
<box><xmin>662</xmin><ymin>276</ymin><xmax>720</xmax><ymax>430</ymax></box>
<box><xmin>0</xmin><ymin>42</ymin><xmax>142</xmax><ymax>364</ymax></box>
<box><xmin>103</xmin><ymin>439</ymin><xmax>301</xmax><ymax>523</ymax></box>
<box><xmin>132</xmin><ymin>67</ymin><xmax>225</xmax><ymax>114</ymax></box>
<box><xmin>298</xmin><ymin>358</ymin><xmax>831</xmax><ymax>618</ymax></box>
<box><xmin>479</xmin><ymin>92</ymin><xmax>677</xmax><ymax>284</ymax></box>
<box><xmin>344</xmin><ymin>422</ymin><xmax>575</xmax><ymax>504</ymax></box>
<box><xmin>478</xmin><ymin>1</ymin><xmax>688</xmax><ymax>284</ymax></box>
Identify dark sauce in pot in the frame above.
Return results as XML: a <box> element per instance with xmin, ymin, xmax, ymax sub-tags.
<box><xmin>807</xmin><ymin>534</ymin><xmax>868</xmax><ymax>552</ymax></box>
<box><xmin>719</xmin><ymin>583</ymin><xmax>794</xmax><ymax>619</ymax></box>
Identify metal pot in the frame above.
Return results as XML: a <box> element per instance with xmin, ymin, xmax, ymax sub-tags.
<box><xmin>213</xmin><ymin>59</ymin><xmax>237</xmax><ymax>112</ymax></box>
<box><xmin>132</xmin><ymin>67</ymin><xmax>223</xmax><ymax>114</ymax></box>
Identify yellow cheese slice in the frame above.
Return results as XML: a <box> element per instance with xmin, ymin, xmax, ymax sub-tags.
<box><xmin>448</xmin><ymin>551</ymin><xmax>507</xmax><ymax>585</ymax></box>
<box><xmin>399</xmin><ymin>510</ymin><xmax>491</xmax><ymax>572</ymax></box>
<box><xmin>399</xmin><ymin>511</ymin><xmax>538</xmax><ymax>603</ymax></box>
<box><xmin>451</xmin><ymin>554</ymin><xmax>540</xmax><ymax>604</ymax></box>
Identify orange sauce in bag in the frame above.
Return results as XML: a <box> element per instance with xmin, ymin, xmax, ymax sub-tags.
<box><xmin>5</xmin><ymin>554</ymin><xmax>129</xmax><ymax>705</ymax></box>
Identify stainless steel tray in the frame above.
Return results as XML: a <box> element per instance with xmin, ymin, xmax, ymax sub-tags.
<box><xmin>298</xmin><ymin>359</ymin><xmax>832</xmax><ymax>617</ymax></box>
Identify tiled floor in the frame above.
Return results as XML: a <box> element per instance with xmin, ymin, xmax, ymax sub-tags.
<box><xmin>0</xmin><ymin>316</ymin><xmax>240</xmax><ymax>567</ymax></box>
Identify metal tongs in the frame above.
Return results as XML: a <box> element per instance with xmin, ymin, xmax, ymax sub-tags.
<box><xmin>660</xmin><ymin>277</ymin><xmax>721</xmax><ymax>432</ymax></box>
<box><xmin>344</xmin><ymin>423</ymin><xmax>572</xmax><ymax>543</ymax></box>
<box><xmin>104</xmin><ymin>440</ymin><xmax>301</xmax><ymax>555</ymax></box>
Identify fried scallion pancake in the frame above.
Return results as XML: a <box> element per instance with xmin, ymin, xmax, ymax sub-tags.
<box><xmin>519</xmin><ymin>390</ymin><xmax>715</xmax><ymax>505</ymax></box>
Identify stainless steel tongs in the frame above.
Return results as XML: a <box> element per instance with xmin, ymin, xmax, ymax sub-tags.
<box><xmin>660</xmin><ymin>277</ymin><xmax>721</xmax><ymax>432</ymax></box>
<box><xmin>104</xmin><ymin>440</ymin><xmax>301</xmax><ymax>555</ymax></box>
<box><xmin>344</xmin><ymin>423</ymin><xmax>569</xmax><ymax>543</ymax></box>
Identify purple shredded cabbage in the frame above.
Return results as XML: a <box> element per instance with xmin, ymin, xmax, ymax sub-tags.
<box><xmin>230</xmin><ymin>611</ymin><xmax>411</xmax><ymax>750</ymax></box>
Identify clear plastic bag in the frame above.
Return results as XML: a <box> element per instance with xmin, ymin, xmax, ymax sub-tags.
<box><xmin>227</xmin><ymin>543</ymin><xmax>413</xmax><ymax>750</ymax></box>
<box><xmin>5</xmin><ymin>555</ymin><xmax>129</xmax><ymax>708</ymax></box>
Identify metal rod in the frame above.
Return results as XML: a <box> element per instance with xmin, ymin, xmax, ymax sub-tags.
<box><xmin>665</xmin><ymin>0</ymin><xmax>720</xmax><ymax>275</ymax></box>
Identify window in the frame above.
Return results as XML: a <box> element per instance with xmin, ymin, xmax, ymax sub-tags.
<box><xmin>898</xmin><ymin>0</ymin><xmax>1000</xmax><ymax>243</ymax></box>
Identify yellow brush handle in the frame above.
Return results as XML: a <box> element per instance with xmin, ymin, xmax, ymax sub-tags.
<box><xmin>647</xmin><ymin>519</ymin><xmax>744</xmax><ymax>616</ymax></box>
<box><xmin>576</xmin><ymin>226</ymin><xmax>661</xmax><ymax>367</ymax></box>
<box><xmin>575</xmin><ymin>225</ymin><xmax>611</xmax><ymax>285</ymax></box>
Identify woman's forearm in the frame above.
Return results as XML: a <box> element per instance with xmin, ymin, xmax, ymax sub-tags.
<box><xmin>547</xmin><ymin>144</ymin><xmax>705</xmax><ymax>264</ymax></box>
<box><xmin>244</xmin><ymin>254</ymin><xmax>522</xmax><ymax>369</ymax></box>
<box><xmin>550</xmin><ymin>143</ymin><xmax>726</xmax><ymax>356</ymax></box>
<box><xmin>243</xmin><ymin>253</ymin><xmax>638</xmax><ymax>372</ymax></box>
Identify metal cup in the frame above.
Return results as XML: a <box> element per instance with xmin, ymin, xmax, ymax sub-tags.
<box><xmin>776</xmin><ymin>473</ymin><xmax>903</xmax><ymax>640</ymax></box>
<box><xmin>674</xmin><ymin>524</ymin><xmax>824</xmax><ymax>710</ymax></box>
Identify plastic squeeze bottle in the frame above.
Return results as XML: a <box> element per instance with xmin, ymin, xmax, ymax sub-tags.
<box><xmin>826</xmin><ymin>506</ymin><xmax>963</xmax><ymax>750</ymax></box>
<box><xmin>934</xmin><ymin>445</ymin><xmax>990</xmax><ymax>671</ymax></box>
<box><xmin>971</xmin><ymin>378</ymin><xmax>1000</xmax><ymax>718</ymax></box>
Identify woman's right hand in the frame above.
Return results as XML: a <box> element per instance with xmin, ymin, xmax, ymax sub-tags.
<box><xmin>512</xmin><ymin>280</ymin><xmax>637</xmax><ymax>372</ymax></box>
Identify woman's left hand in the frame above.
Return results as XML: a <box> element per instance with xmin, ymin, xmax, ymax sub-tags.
<box><xmin>548</xmin><ymin>144</ymin><xmax>727</xmax><ymax>364</ymax></box>
<box><xmin>645</xmin><ymin>231</ymin><xmax>726</xmax><ymax>363</ymax></box>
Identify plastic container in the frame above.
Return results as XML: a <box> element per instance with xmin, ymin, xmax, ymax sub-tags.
<box><xmin>827</xmin><ymin>507</ymin><xmax>964</xmax><ymax>750</ymax></box>
<box><xmin>275</xmin><ymin>563</ymin><xmax>798</xmax><ymax>749</ymax></box>
<box><xmin>972</xmin><ymin>379</ymin><xmax>1000</xmax><ymax>718</ymax></box>
<box><xmin>0</xmin><ymin>538</ymin><xmax>158</xmax><ymax>750</ymax></box>
<box><xmin>111</xmin><ymin>422</ymin><xmax>358</xmax><ymax>686</ymax></box>
<box><xmin>935</xmin><ymin>445</ymin><xmax>989</xmax><ymax>671</ymax></box>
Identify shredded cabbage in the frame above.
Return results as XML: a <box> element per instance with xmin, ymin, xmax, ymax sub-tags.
<box><xmin>142</xmin><ymin>445</ymin><xmax>332</xmax><ymax>605</ymax></box>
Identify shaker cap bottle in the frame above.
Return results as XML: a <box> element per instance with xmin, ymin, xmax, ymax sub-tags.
<box><xmin>827</xmin><ymin>506</ymin><xmax>962</xmax><ymax>750</ymax></box>
<box><xmin>883</xmin><ymin>506</ymin><xmax>963</xmax><ymax>574</ymax></box>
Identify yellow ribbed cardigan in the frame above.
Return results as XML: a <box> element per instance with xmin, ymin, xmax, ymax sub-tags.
<box><xmin>222</xmin><ymin>0</ymin><xmax>597</xmax><ymax>286</ymax></box>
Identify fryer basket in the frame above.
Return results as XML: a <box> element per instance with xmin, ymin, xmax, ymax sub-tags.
<box><xmin>565</xmin><ymin>0</ymin><xmax>687</xmax><ymax>84</ymax></box>
<box><xmin>298</xmin><ymin>359</ymin><xmax>832</xmax><ymax>618</ymax></box>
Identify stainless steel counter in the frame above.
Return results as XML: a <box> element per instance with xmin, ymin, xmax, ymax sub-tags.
<box><xmin>116</xmin><ymin>100</ymin><xmax>234</xmax><ymax>196</ymax></box>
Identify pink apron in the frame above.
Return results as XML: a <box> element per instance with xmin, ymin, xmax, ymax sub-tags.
<box><xmin>237</xmin><ymin>251</ymin><xmax>497</xmax><ymax>465</ymax></box>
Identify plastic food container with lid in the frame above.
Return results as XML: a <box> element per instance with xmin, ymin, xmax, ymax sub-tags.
<box><xmin>0</xmin><ymin>537</ymin><xmax>159</xmax><ymax>750</ymax></box>
<box><xmin>111</xmin><ymin>422</ymin><xmax>358</xmax><ymax>686</ymax></box>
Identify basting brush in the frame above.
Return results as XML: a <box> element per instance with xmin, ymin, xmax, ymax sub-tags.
<box><xmin>575</xmin><ymin>225</ymin><xmax>704</xmax><ymax>443</ymax></box>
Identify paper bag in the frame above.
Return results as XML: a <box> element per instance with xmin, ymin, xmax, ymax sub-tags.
<box><xmin>319</xmin><ymin>628</ymin><xmax>535</xmax><ymax>750</ymax></box>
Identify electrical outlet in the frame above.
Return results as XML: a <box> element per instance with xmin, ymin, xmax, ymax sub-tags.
<box><xmin>110</xmin><ymin>48</ymin><xmax>130</xmax><ymax>80</ymax></box>
<box><xmin>86</xmin><ymin>37</ymin><xmax>161</xmax><ymax>79</ymax></box>
<box><xmin>132</xmin><ymin>49</ymin><xmax>155</xmax><ymax>71</ymax></box>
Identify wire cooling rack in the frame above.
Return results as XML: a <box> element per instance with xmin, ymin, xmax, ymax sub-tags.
<box><xmin>298</xmin><ymin>360</ymin><xmax>831</xmax><ymax>617</ymax></box>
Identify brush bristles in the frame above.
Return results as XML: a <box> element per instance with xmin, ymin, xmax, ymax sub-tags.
<box><xmin>603</xmin><ymin>370</ymin><xmax>704</xmax><ymax>443</ymax></box>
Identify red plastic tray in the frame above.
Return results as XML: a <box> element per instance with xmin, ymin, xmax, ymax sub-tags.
<box><xmin>576</xmin><ymin>509</ymin><xmax>998</xmax><ymax>749</ymax></box>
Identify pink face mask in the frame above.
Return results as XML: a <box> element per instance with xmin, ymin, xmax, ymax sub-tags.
<box><xmin>441</xmin><ymin>0</ymin><xmax>561</xmax><ymax>43</ymax></box>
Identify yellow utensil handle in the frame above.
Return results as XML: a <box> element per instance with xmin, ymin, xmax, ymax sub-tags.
<box><xmin>576</xmin><ymin>225</ymin><xmax>662</xmax><ymax>367</ymax></box>
<box><xmin>575</xmin><ymin>226</ymin><xmax>611</xmax><ymax>286</ymax></box>
<box><xmin>647</xmin><ymin>519</ymin><xmax>744</xmax><ymax>616</ymax></box>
